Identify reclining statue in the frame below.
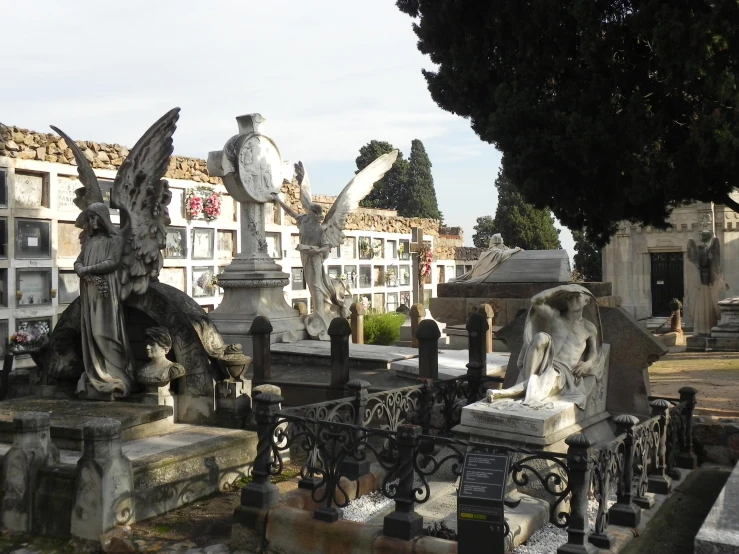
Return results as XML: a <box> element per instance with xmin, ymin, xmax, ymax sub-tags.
<box><xmin>487</xmin><ymin>284</ymin><xmax>606</xmax><ymax>409</ymax></box>
<box><xmin>452</xmin><ymin>233</ymin><xmax>521</xmax><ymax>283</ymax></box>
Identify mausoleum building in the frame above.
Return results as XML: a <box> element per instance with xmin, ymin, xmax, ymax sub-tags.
<box><xmin>602</xmin><ymin>196</ymin><xmax>739</xmax><ymax>326</ymax></box>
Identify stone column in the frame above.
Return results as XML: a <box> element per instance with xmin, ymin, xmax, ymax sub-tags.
<box><xmin>71</xmin><ymin>419</ymin><xmax>134</xmax><ymax>541</ymax></box>
<box><xmin>207</xmin><ymin>114</ymin><xmax>306</xmax><ymax>355</ymax></box>
<box><xmin>2</xmin><ymin>412</ymin><xmax>59</xmax><ymax>532</ymax></box>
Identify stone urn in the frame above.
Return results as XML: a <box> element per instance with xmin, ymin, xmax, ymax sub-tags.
<box><xmin>215</xmin><ymin>344</ymin><xmax>252</xmax><ymax>380</ymax></box>
<box><xmin>669</xmin><ymin>298</ymin><xmax>683</xmax><ymax>332</ymax></box>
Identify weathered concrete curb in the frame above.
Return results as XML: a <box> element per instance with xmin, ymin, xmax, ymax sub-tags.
<box><xmin>693</xmin><ymin>416</ymin><xmax>739</xmax><ymax>465</ymax></box>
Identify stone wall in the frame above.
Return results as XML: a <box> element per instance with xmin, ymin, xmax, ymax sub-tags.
<box><xmin>279</xmin><ymin>180</ymin><xmax>441</xmax><ymax>237</ymax></box>
<box><xmin>0</xmin><ymin>125</ymin><xmax>219</xmax><ymax>184</ymax></box>
<box><xmin>1</xmin><ymin>124</ymin><xmax>481</xmax><ymax>261</ymax></box>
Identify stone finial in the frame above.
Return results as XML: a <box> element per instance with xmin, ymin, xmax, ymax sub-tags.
<box><xmin>477</xmin><ymin>303</ymin><xmax>495</xmax><ymax>318</ymax></box>
<box><xmin>565</xmin><ymin>432</ymin><xmax>593</xmax><ymax>448</ymax></box>
<box><xmin>347</xmin><ymin>379</ymin><xmax>371</xmax><ymax>390</ymax></box>
<box><xmin>417</xmin><ymin>319</ymin><xmax>441</xmax><ymax>340</ymax></box>
<box><xmin>328</xmin><ymin>317</ymin><xmax>351</xmax><ymax>337</ymax></box>
<box><xmin>236</xmin><ymin>113</ymin><xmax>265</xmax><ymax>135</ymax></box>
<box><xmin>249</xmin><ymin>316</ymin><xmax>273</xmax><ymax>335</ymax></box>
<box><xmin>409</xmin><ymin>303</ymin><xmax>426</xmax><ymax>319</ymax></box>
<box><xmin>466</xmin><ymin>311</ymin><xmax>489</xmax><ymax>334</ymax></box>
<box><xmin>350</xmin><ymin>302</ymin><xmax>366</xmax><ymax>316</ymax></box>
<box><xmin>613</xmin><ymin>414</ymin><xmax>640</xmax><ymax>428</ymax></box>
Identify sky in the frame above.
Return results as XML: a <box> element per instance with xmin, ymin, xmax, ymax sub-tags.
<box><xmin>1</xmin><ymin>0</ymin><xmax>574</xmax><ymax>257</ymax></box>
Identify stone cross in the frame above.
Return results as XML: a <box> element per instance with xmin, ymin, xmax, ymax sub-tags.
<box><xmin>207</xmin><ymin>114</ymin><xmax>282</xmax><ymax>266</ymax></box>
<box><xmin>409</xmin><ymin>227</ymin><xmax>425</xmax><ymax>305</ymax></box>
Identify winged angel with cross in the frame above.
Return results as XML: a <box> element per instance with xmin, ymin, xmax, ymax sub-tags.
<box><xmin>272</xmin><ymin>151</ymin><xmax>398</xmax><ymax>340</ymax></box>
<box><xmin>50</xmin><ymin>109</ymin><xmax>178</xmax><ymax>397</ymax></box>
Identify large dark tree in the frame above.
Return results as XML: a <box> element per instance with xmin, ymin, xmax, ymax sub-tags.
<box><xmin>572</xmin><ymin>230</ymin><xmax>603</xmax><ymax>282</ymax></box>
<box><xmin>397</xmin><ymin>0</ymin><xmax>739</xmax><ymax>245</ymax></box>
<box><xmin>400</xmin><ymin>139</ymin><xmax>443</xmax><ymax>220</ymax></box>
<box><xmin>472</xmin><ymin>215</ymin><xmax>496</xmax><ymax>247</ymax></box>
<box><xmin>492</xmin><ymin>170</ymin><xmax>561</xmax><ymax>250</ymax></box>
<box><xmin>355</xmin><ymin>140</ymin><xmax>409</xmax><ymax>210</ymax></box>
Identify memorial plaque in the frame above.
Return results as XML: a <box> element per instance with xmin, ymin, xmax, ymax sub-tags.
<box><xmin>343</xmin><ymin>237</ymin><xmax>356</xmax><ymax>259</ymax></box>
<box><xmin>169</xmin><ymin>188</ymin><xmax>184</xmax><ymax>219</ymax></box>
<box><xmin>15</xmin><ymin>219</ymin><xmax>51</xmax><ymax>259</ymax></box>
<box><xmin>58</xmin><ymin>222</ymin><xmax>80</xmax><ymax>258</ymax></box>
<box><xmin>17</xmin><ymin>268</ymin><xmax>52</xmax><ymax>306</ymax></box>
<box><xmin>164</xmin><ymin>227</ymin><xmax>187</xmax><ymax>259</ymax></box>
<box><xmin>57</xmin><ymin>176</ymin><xmax>80</xmax><ymax>211</ymax></box>
<box><xmin>457</xmin><ymin>453</ymin><xmax>509</xmax><ymax>554</ymax></box>
<box><xmin>159</xmin><ymin>267</ymin><xmax>186</xmax><ymax>291</ymax></box>
<box><xmin>192</xmin><ymin>228</ymin><xmax>214</xmax><ymax>260</ymax></box>
<box><xmin>192</xmin><ymin>266</ymin><xmax>215</xmax><ymax>297</ymax></box>
<box><xmin>15</xmin><ymin>172</ymin><xmax>46</xmax><ymax>208</ymax></box>
<box><xmin>291</xmin><ymin>268</ymin><xmax>305</xmax><ymax>291</ymax></box>
<box><xmin>265</xmin><ymin>232</ymin><xmax>281</xmax><ymax>259</ymax></box>
<box><xmin>217</xmin><ymin>230</ymin><xmax>236</xmax><ymax>259</ymax></box>
<box><xmin>58</xmin><ymin>270</ymin><xmax>80</xmax><ymax>304</ymax></box>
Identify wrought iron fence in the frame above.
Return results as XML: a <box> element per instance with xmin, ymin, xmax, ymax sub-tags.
<box><xmin>241</xmin><ymin>386</ymin><xmax>698</xmax><ymax>553</ymax></box>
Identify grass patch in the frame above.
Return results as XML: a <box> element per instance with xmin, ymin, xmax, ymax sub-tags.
<box><xmin>364</xmin><ymin>312</ymin><xmax>407</xmax><ymax>345</ymax></box>
<box><xmin>232</xmin><ymin>460</ymin><xmax>304</xmax><ymax>489</ymax></box>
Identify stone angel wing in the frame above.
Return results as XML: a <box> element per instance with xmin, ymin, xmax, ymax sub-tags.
<box><xmin>687</xmin><ymin>238</ymin><xmax>699</xmax><ymax>269</ymax></box>
<box><xmin>111</xmin><ymin>108</ymin><xmax>180</xmax><ymax>300</ymax></box>
<box><xmin>708</xmin><ymin>235</ymin><xmax>722</xmax><ymax>285</ymax></box>
<box><xmin>48</xmin><ymin>125</ymin><xmax>104</xmax><ymax>229</ymax></box>
<box><xmin>322</xmin><ymin>151</ymin><xmax>399</xmax><ymax>248</ymax></box>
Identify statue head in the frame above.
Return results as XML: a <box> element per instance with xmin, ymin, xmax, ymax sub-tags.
<box><xmin>565</xmin><ymin>291</ymin><xmax>590</xmax><ymax>312</ymax></box>
<box><xmin>699</xmin><ymin>230</ymin><xmax>713</xmax><ymax>244</ymax></box>
<box><xmin>489</xmin><ymin>233</ymin><xmax>504</xmax><ymax>248</ymax></box>
<box><xmin>144</xmin><ymin>326</ymin><xmax>172</xmax><ymax>360</ymax></box>
<box><xmin>310</xmin><ymin>203</ymin><xmax>324</xmax><ymax>220</ymax></box>
<box><xmin>85</xmin><ymin>203</ymin><xmax>117</xmax><ymax>236</ymax></box>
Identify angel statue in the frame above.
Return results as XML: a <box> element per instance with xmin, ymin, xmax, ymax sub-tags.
<box><xmin>50</xmin><ymin>108</ymin><xmax>179</xmax><ymax>398</ymax></box>
<box><xmin>487</xmin><ymin>284</ymin><xmax>606</xmax><ymax>410</ymax></box>
<box><xmin>271</xmin><ymin>151</ymin><xmax>399</xmax><ymax>340</ymax></box>
<box><xmin>687</xmin><ymin>230</ymin><xmax>727</xmax><ymax>335</ymax></box>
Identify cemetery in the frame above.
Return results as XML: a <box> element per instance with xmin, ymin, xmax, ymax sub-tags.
<box><xmin>3</xmin><ymin>3</ymin><xmax>739</xmax><ymax>551</ymax></box>
<box><xmin>0</xmin><ymin>105</ymin><xmax>732</xmax><ymax>554</ymax></box>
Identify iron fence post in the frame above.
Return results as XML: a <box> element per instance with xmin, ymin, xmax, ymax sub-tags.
<box><xmin>409</xmin><ymin>304</ymin><xmax>425</xmax><ymax>348</ymax></box>
<box><xmin>240</xmin><ymin>392</ymin><xmax>283</xmax><ymax>509</ymax></box>
<box><xmin>417</xmin><ymin>320</ymin><xmax>440</xmax><ymax>380</ymax></box>
<box><xmin>557</xmin><ymin>433</ymin><xmax>597</xmax><ymax>554</ymax></box>
<box><xmin>340</xmin><ymin>379</ymin><xmax>371</xmax><ymax>480</ymax></box>
<box><xmin>676</xmin><ymin>386</ymin><xmax>698</xmax><ymax>469</ymax></box>
<box><xmin>329</xmin><ymin>317</ymin><xmax>351</xmax><ymax>390</ymax></box>
<box><xmin>608</xmin><ymin>415</ymin><xmax>641</xmax><ymax>528</ymax></box>
<box><xmin>383</xmin><ymin>424</ymin><xmax>424</xmax><ymax>541</ymax></box>
<box><xmin>466</xmin><ymin>311</ymin><xmax>488</xmax><ymax>405</ymax></box>
<box><xmin>477</xmin><ymin>303</ymin><xmax>495</xmax><ymax>354</ymax></box>
<box><xmin>249</xmin><ymin>316</ymin><xmax>273</xmax><ymax>382</ymax></box>
<box><xmin>648</xmin><ymin>399</ymin><xmax>673</xmax><ymax>494</ymax></box>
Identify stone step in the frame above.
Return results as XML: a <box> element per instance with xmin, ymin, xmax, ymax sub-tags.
<box><xmin>0</xmin><ymin>397</ymin><xmax>173</xmax><ymax>450</ymax></box>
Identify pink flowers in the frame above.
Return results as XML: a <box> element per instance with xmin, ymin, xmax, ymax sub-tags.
<box><xmin>10</xmin><ymin>330</ymin><xmax>33</xmax><ymax>344</ymax></box>
<box><xmin>418</xmin><ymin>245</ymin><xmax>434</xmax><ymax>282</ymax></box>
<box><xmin>203</xmin><ymin>193</ymin><xmax>222</xmax><ymax>221</ymax></box>
<box><xmin>187</xmin><ymin>194</ymin><xmax>204</xmax><ymax>219</ymax></box>
<box><xmin>186</xmin><ymin>188</ymin><xmax>222</xmax><ymax>221</ymax></box>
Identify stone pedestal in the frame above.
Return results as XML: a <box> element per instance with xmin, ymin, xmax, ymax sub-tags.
<box><xmin>208</xmin><ymin>114</ymin><xmax>306</xmax><ymax>356</ymax></box>
<box><xmin>70</xmin><ymin>419</ymin><xmax>134</xmax><ymax>541</ymax></box>
<box><xmin>215</xmin><ymin>378</ymin><xmax>252</xmax><ymax>428</ymax></box>
<box><xmin>455</xmin><ymin>345</ymin><xmax>611</xmax><ymax>451</ymax></box>
<box><xmin>688</xmin><ymin>298</ymin><xmax>739</xmax><ymax>352</ymax></box>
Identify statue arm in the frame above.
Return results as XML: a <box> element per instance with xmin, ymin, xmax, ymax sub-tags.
<box><xmin>85</xmin><ymin>237</ymin><xmax>124</xmax><ymax>275</ymax></box>
<box><xmin>572</xmin><ymin>323</ymin><xmax>599</xmax><ymax>378</ymax></box>
<box><xmin>74</xmin><ymin>251</ymin><xmax>86</xmax><ymax>277</ymax></box>
<box><xmin>271</xmin><ymin>192</ymin><xmax>301</xmax><ymax>220</ymax></box>
<box><xmin>530</xmin><ymin>288</ymin><xmax>559</xmax><ymax>319</ymax></box>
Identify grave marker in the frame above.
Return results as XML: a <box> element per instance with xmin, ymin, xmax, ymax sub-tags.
<box><xmin>457</xmin><ymin>452</ymin><xmax>509</xmax><ymax>554</ymax></box>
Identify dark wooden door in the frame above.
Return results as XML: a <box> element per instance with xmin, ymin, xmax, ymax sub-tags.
<box><xmin>651</xmin><ymin>252</ymin><xmax>684</xmax><ymax>317</ymax></box>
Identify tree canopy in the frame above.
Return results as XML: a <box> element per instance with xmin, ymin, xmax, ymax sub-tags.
<box><xmin>490</xmin><ymin>170</ymin><xmax>561</xmax><ymax>250</ymax></box>
<box><xmin>572</xmin><ymin>230</ymin><xmax>603</xmax><ymax>282</ymax></box>
<box><xmin>397</xmin><ymin>0</ymin><xmax>739</xmax><ymax>245</ymax></box>
<box><xmin>472</xmin><ymin>215</ymin><xmax>496</xmax><ymax>248</ymax></box>
<box><xmin>356</xmin><ymin>140</ymin><xmax>409</xmax><ymax>210</ymax></box>
<box><xmin>355</xmin><ymin>138</ymin><xmax>443</xmax><ymax>221</ymax></box>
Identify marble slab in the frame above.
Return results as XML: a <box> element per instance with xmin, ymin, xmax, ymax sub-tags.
<box><xmin>459</xmin><ymin>345</ymin><xmax>610</xmax><ymax>443</ymax></box>
<box><xmin>695</xmin><ymin>461</ymin><xmax>739</xmax><ymax>554</ymax></box>
<box><xmin>392</xmin><ymin>350</ymin><xmax>509</xmax><ymax>379</ymax></box>
<box><xmin>270</xmin><ymin>340</ymin><xmax>419</xmax><ymax>363</ymax></box>
<box><xmin>483</xmin><ymin>250</ymin><xmax>571</xmax><ymax>283</ymax></box>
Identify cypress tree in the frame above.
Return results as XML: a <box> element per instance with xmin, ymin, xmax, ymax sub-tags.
<box><xmin>399</xmin><ymin>139</ymin><xmax>442</xmax><ymax>221</ymax></box>
<box><xmin>491</xmin><ymin>170</ymin><xmax>560</xmax><ymax>250</ymax></box>
<box><xmin>355</xmin><ymin>140</ymin><xmax>408</xmax><ymax>210</ymax></box>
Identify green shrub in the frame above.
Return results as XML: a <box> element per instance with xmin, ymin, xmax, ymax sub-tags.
<box><xmin>363</xmin><ymin>312</ymin><xmax>407</xmax><ymax>345</ymax></box>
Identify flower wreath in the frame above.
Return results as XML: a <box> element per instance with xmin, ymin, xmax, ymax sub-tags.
<box><xmin>186</xmin><ymin>186</ymin><xmax>222</xmax><ymax>221</ymax></box>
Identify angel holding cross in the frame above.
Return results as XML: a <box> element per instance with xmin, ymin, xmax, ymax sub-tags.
<box><xmin>271</xmin><ymin>151</ymin><xmax>398</xmax><ymax>340</ymax></box>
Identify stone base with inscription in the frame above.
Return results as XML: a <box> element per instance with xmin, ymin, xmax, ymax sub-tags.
<box><xmin>455</xmin><ymin>345</ymin><xmax>612</xmax><ymax>452</ymax></box>
<box><xmin>209</xmin><ymin>256</ymin><xmax>307</xmax><ymax>357</ymax></box>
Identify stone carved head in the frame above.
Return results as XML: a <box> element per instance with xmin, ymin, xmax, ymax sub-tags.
<box><xmin>144</xmin><ymin>326</ymin><xmax>172</xmax><ymax>360</ymax></box>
